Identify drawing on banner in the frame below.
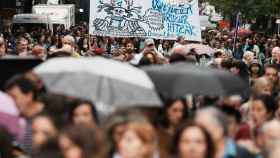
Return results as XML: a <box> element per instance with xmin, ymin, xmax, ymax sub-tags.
<box><xmin>152</xmin><ymin>0</ymin><xmax>196</xmax><ymax>36</ymax></box>
<box><xmin>94</xmin><ymin>0</ymin><xmax>149</xmax><ymax>36</ymax></box>
<box><xmin>90</xmin><ymin>0</ymin><xmax>201</xmax><ymax>41</ymax></box>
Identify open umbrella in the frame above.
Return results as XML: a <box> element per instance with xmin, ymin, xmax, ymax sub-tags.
<box><xmin>184</xmin><ymin>44</ymin><xmax>216</xmax><ymax>56</ymax></box>
<box><xmin>33</xmin><ymin>57</ymin><xmax>162</xmax><ymax>113</ymax></box>
<box><xmin>144</xmin><ymin>63</ymin><xmax>247</xmax><ymax>98</ymax></box>
<box><xmin>231</xmin><ymin>28</ymin><xmax>252</xmax><ymax>36</ymax></box>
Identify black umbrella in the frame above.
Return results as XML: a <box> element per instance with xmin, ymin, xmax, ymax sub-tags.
<box><xmin>144</xmin><ymin>63</ymin><xmax>248</xmax><ymax>98</ymax></box>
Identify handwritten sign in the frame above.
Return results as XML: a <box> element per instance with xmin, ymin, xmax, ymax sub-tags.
<box><xmin>90</xmin><ymin>0</ymin><xmax>201</xmax><ymax>41</ymax></box>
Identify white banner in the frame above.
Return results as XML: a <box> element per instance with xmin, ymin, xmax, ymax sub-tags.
<box><xmin>90</xmin><ymin>0</ymin><xmax>201</xmax><ymax>41</ymax></box>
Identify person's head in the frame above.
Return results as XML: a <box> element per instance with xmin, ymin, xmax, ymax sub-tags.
<box><xmin>118</xmin><ymin>120</ymin><xmax>157</xmax><ymax>158</ymax></box>
<box><xmin>230</xmin><ymin>60</ymin><xmax>248</xmax><ymax>78</ymax></box>
<box><xmin>144</xmin><ymin>39</ymin><xmax>156</xmax><ymax>51</ymax></box>
<box><xmin>32</xmin><ymin>113</ymin><xmax>62</xmax><ymax>151</ymax></box>
<box><xmin>59</xmin><ymin>125</ymin><xmax>106</xmax><ymax>158</ymax></box>
<box><xmin>249</xmin><ymin>60</ymin><xmax>262</xmax><ymax>76</ymax></box>
<box><xmin>261</xmin><ymin>120</ymin><xmax>280</xmax><ymax>150</ymax></box>
<box><xmin>250</xmin><ymin>95</ymin><xmax>276</xmax><ymax>128</ymax></box>
<box><xmin>172</xmin><ymin>121</ymin><xmax>215</xmax><ymax>158</ymax></box>
<box><xmin>32</xmin><ymin>45</ymin><xmax>46</xmax><ymax>60</ymax></box>
<box><xmin>177</xmin><ymin>36</ymin><xmax>188</xmax><ymax>45</ymax></box>
<box><xmin>62</xmin><ymin>35</ymin><xmax>75</xmax><ymax>48</ymax></box>
<box><xmin>5</xmin><ymin>76</ymin><xmax>39</xmax><ymax>117</ymax></box>
<box><xmin>0</xmin><ymin>37</ymin><xmax>6</xmax><ymax>57</ymax></box>
<box><xmin>162</xmin><ymin>40</ymin><xmax>170</xmax><ymax>49</ymax></box>
<box><xmin>195</xmin><ymin>107</ymin><xmax>228</xmax><ymax>143</ymax></box>
<box><xmin>105</xmin><ymin>110</ymin><xmax>148</xmax><ymax>154</ymax></box>
<box><xmin>126</xmin><ymin>42</ymin><xmax>135</xmax><ymax>51</ymax></box>
<box><xmin>264</xmin><ymin>64</ymin><xmax>278</xmax><ymax>86</ymax></box>
<box><xmin>220</xmin><ymin>107</ymin><xmax>241</xmax><ymax>139</ymax></box>
<box><xmin>214</xmin><ymin>50</ymin><xmax>226</xmax><ymax>59</ymax></box>
<box><xmin>143</xmin><ymin>51</ymin><xmax>158</xmax><ymax>64</ymax></box>
<box><xmin>272</xmin><ymin>47</ymin><xmax>280</xmax><ymax>61</ymax></box>
<box><xmin>169</xmin><ymin>53</ymin><xmax>187</xmax><ymax>63</ymax></box>
<box><xmin>251</xmin><ymin>77</ymin><xmax>273</xmax><ymax>97</ymax></box>
<box><xmin>171</xmin><ymin>45</ymin><xmax>188</xmax><ymax>55</ymax></box>
<box><xmin>16</xmin><ymin>37</ymin><xmax>28</xmax><ymax>54</ymax></box>
<box><xmin>160</xmin><ymin>98</ymin><xmax>189</xmax><ymax>129</ymax></box>
<box><xmin>68</xmin><ymin>99</ymin><xmax>98</xmax><ymax>128</ymax></box>
<box><xmin>243</xmin><ymin>51</ymin><xmax>255</xmax><ymax>65</ymax></box>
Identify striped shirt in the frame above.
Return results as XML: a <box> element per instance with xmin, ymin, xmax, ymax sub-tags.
<box><xmin>21</xmin><ymin>119</ymin><xmax>32</xmax><ymax>155</ymax></box>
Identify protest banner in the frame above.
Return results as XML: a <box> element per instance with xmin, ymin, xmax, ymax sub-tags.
<box><xmin>90</xmin><ymin>0</ymin><xmax>201</xmax><ymax>41</ymax></box>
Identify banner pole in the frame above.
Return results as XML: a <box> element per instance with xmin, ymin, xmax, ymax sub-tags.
<box><xmin>232</xmin><ymin>12</ymin><xmax>241</xmax><ymax>54</ymax></box>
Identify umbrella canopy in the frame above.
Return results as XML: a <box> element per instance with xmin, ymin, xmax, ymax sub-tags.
<box><xmin>34</xmin><ymin>57</ymin><xmax>162</xmax><ymax>113</ymax></box>
<box><xmin>231</xmin><ymin>28</ymin><xmax>252</xmax><ymax>36</ymax></box>
<box><xmin>144</xmin><ymin>63</ymin><xmax>247</xmax><ymax>98</ymax></box>
<box><xmin>185</xmin><ymin>44</ymin><xmax>216</xmax><ymax>56</ymax></box>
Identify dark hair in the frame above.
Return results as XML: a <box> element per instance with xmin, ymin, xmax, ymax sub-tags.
<box><xmin>220</xmin><ymin>106</ymin><xmax>242</xmax><ymax>124</ymax></box>
<box><xmin>38</xmin><ymin>93</ymin><xmax>68</xmax><ymax>116</ymax></box>
<box><xmin>249</xmin><ymin>63</ymin><xmax>262</xmax><ymax>76</ymax></box>
<box><xmin>138</xmin><ymin>56</ymin><xmax>152</xmax><ymax>66</ymax></box>
<box><xmin>16</xmin><ymin>36</ymin><xmax>28</xmax><ymax>45</ymax></box>
<box><xmin>0</xmin><ymin>126</ymin><xmax>13</xmax><ymax>158</ymax></box>
<box><xmin>61</xmin><ymin>125</ymin><xmax>107</xmax><ymax>158</ymax></box>
<box><xmin>68</xmin><ymin>99</ymin><xmax>99</xmax><ymax>125</ymax></box>
<box><xmin>33</xmin><ymin>139</ymin><xmax>63</xmax><ymax>158</ymax></box>
<box><xmin>221</xmin><ymin>58</ymin><xmax>233</xmax><ymax>70</ymax></box>
<box><xmin>5</xmin><ymin>75</ymin><xmax>38</xmax><ymax>100</ymax></box>
<box><xmin>214</xmin><ymin>51</ymin><xmax>223</xmax><ymax>58</ymax></box>
<box><xmin>253</xmin><ymin>95</ymin><xmax>276</xmax><ymax>114</ymax></box>
<box><xmin>172</xmin><ymin>121</ymin><xmax>215</xmax><ymax>158</ymax></box>
<box><xmin>143</xmin><ymin>51</ymin><xmax>158</xmax><ymax>64</ymax></box>
<box><xmin>158</xmin><ymin>98</ymin><xmax>189</xmax><ymax>128</ymax></box>
<box><xmin>231</xmin><ymin>60</ymin><xmax>249</xmax><ymax>81</ymax></box>
<box><xmin>47</xmin><ymin>51</ymin><xmax>71</xmax><ymax>59</ymax></box>
<box><xmin>169</xmin><ymin>53</ymin><xmax>187</xmax><ymax>63</ymax></box>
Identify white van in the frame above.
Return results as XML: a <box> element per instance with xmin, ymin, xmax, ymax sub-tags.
<box><xmin>33</xmin><ymin>4</ymin><xmax>75</xmax><ymax>30</ymax></box>
<box><xmin>11</xmin><ymin>14</ymin><xmax>53</xmax><ymax>34</ymax></box>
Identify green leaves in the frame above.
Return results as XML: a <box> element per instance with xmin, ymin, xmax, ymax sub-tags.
<box><xmin>206</xmin><ymin>0</ymin><xmax>279</xmax><ymax>19</ymax></box>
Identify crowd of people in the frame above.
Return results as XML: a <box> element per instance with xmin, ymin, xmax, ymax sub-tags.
<box><xmin>2</xmin><ymin>21</ymin><xmax>280</xmax><ymax>158</ymax></box>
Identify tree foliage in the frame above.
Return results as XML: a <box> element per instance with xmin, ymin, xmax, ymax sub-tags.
<box><xmin>207</xmin><ymin>0</ymin><xmax>280</xmax><ymax>19</ymax></box>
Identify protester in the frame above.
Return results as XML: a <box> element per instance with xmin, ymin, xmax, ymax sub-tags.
<box><xmin>5</xmin><ymin>76</ymin><xmax>44</xmax><ymax>155</ymax></box>
<box><xmin>3</xmin><ymin>8</ymin><xmax>280</xmax><ymax>158</ymax></box>
<box><xmin>172</xmin><ymin>121</ymin><xmax>215</xmax><ymax>158</ymax></box>
<box><xmin>14</xmin><ymin>37</ymin><xmax>30</xmax><ymax>57</ymax></box>
<box><xmin>157</xmin><ymin>98</ymin><xmax>189</xmax><ymax>157</ymax></box>
<box><xmin>68</xmin><ymin>99</ymin><xmax>99</xmax><ymax>128</ymax></box>
<box><xmin>0</xmin><ymin>37</ymin><xmax>6</xmax><ymax>57</ymax></box>
<box><xmin>32</xmin><ymin>112</ymin><xmax>62</xmax><ymax>153</ymax></box>
<box><xmin>118</xmin><ymin>119</ymin><xmax>158</xmax><ymax>158</ymax></box>
<box><xmin>249</xmin><ymin>60</ymin><xmax>262</xmax><ymax>83</ymax></box>
<box><xmin>59</xmin><ymin>125</ymin><xmax>106</xmax><ymax>158</ymax></box>
<box><xmin>32</xmin><ymin>45</ymin><xmax>47</xmax><ymax>60</ymax></box>
<box><xmin>195</xmin><ymin>107</ymin><xmax>255</xmax><ymax>158</ymax></box>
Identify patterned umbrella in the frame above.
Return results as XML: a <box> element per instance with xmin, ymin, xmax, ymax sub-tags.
<box><xmin>185</xmin><ymin>44</ymin><xmax>216</xmax><ymax>55</ymax></box>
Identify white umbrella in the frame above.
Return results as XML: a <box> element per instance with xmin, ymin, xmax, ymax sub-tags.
<box><xmin>34</xmin><ymin>57</ymin><xmax>162</xmax><ymax>114</ymax></box>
